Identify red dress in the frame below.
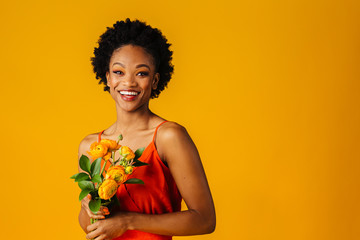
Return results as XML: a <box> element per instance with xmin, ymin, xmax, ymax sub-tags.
<box><xmin>98</xmin><ymin>121</ymin><xmax>182</xmax><ymax>240</ymax></box>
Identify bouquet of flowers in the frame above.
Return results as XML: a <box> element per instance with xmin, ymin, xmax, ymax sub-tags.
<box><xmin>70</xmin><ymin>135</ymin><xmax>147</xmax><ymax>223</ymax></box>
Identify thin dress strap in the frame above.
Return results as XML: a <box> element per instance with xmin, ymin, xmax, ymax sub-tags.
<box><xmin>98</xmin><ymin>121</ymin><xmax>168</xmax><ymax>143</ymax></box>
<box><xmin>152</xmin><ymin>120</ymin><xmax>168</xmax><ymax>142</ymax></box>
<box><xmin>98</xmin><ymin>130</ymin><xmax>105</xmax><ymax>142</ymax></box>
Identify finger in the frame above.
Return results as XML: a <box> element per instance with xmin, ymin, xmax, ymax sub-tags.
<box><xmin>90</xmin><ymin>234</ymin><xmax>107</xmax><ymax>240</ymax></box>
<box><xmin>86</xmin><ymin>220</ymin><xmax>100</xmax><ymax>233</ymax></box>
<box><xmin>86</xmin><ymin>229</ymin><xmax>100</xmax><ymax>240</ymax></box>
<box><xmin>96</xmin><ymin>210</ymin><xmax>109</xmax><ymax>216</ymax></box>
<box><xmin>86</xmin><ymin>227</ymin><xmax>106</xmax><ymax>240</ymax></box>
<box><xmin>86</xmin><ymin>208</ymin><xmax>105</xmax><ymax>219</ymax></box>
<box><xmin>94</xmin><ymin>235</ymin><xmax>107</xmax><ymax>240</ymax></box>
<box><xmin>81</xmin><ymin>197</ymin><xmax>90</xmax><ymax>207</ymax></box>
<box><xmin>88</xmin><ymin>211</ymin><xmax>106</xmax><ymax>219</ymax></box>
<box><xmin>99</xmin><ymin>207</ymin><xmax>110</xmax><ymax>215</ymax></box>
<box><xmin>100</xmin><ymin>206</ymin><xmax>108</xmax><ymax>212</ymax></box>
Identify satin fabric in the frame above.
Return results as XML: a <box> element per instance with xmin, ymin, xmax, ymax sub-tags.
<box><xmin>99</xmin><ymin>121</ymin><xmax>182</xmax><ymax>239</ymax></box>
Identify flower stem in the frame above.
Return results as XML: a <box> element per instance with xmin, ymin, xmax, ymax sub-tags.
<box><xmin>90</xmin><ymin>218</ymin><xmax>98</xmax><ymax>240</ymax></box>
<box><xmin>112</xmin><ymin>151</ymin><xmax>115</xmax><ymax>166</ymax></box>
<box><xmin>100</xmin><ymin>159</ymin><xmax>108</xmax><ymax>177</ymax></box>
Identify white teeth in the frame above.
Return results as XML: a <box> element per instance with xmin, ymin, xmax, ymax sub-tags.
<box><xmin>119</xmin><ymin>91</ymin><xmax>139</xmax><ymax>96</ymax></box>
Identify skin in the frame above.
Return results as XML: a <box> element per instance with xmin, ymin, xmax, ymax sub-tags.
<box><xmin>78</xmin><ymin>44</ymin><xmax>216</xmax><ymax>239</ymax></box>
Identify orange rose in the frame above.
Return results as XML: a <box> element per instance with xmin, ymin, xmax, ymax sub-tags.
<box><xmin>106</xmin><ymin>166</ymin><xmax>127</xmax><ymax>184</ymax></box>
<box><xmin>100</xmin><ymin>139</ymin><xmax>121</xmax><ymax>151</ymax></box>
<box><xmin>120</xmin><ymin>146</ymin><xmax>135</xmax><ymax>161</ymax></box>
<box><xmin>98</xmin><ymin>179</ymin><xmax>118</xmax><ymax>200</ymax></box>
<box><xmin>88</xmin><ymin>142</ymin><xmax>108</xmax><ymax>159</ymax></box>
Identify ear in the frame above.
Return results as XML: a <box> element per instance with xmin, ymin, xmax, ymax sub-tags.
<box><xmin>106</xmin><ymin>71</ymin><xmax>110</xmax><ymax>87</ymax></box>
<box><xmin>152</xmin><ymin>73</ymin><xmax>160</xmax><ymax>90</ymax></box>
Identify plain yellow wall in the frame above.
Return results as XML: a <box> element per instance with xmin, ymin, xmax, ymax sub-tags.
<box><xmin>1</xmin><ymin>0</ymin><xmax>359</xmax><ymax>239</ymax></box>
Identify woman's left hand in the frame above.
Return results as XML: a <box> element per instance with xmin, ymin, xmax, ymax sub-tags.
<box><xmin>85</xmin><ymin>212</ymin><xmax>130</xmax><ymax>240</ymax></box>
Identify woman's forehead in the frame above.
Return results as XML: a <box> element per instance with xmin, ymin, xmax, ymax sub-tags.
<box><xmin>110</xmin><ymin>44</ymin><xmax>155</xmax><ymax>68</ymax></box>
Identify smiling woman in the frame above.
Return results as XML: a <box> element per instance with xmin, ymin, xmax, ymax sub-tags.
<box><xmin>77</xmin><ymin>18</ymin><xmax>216</xmax><ymax>240</ymax></box>
<box><xmin>106</xmin><ymin>45</ymin><xmax>160</xmax><ymax>112</ymax></box>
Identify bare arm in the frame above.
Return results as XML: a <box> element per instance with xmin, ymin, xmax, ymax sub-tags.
<box><xmin>86</xmin><ymin>123</ymin><xmax>216</xmax><ymax>239</ymax></box>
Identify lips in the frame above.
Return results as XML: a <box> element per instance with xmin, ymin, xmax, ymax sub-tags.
<box><xmin>118</xmin><ymin>90</ymin><xmax>140</xmax><ymax>101</ymax></box>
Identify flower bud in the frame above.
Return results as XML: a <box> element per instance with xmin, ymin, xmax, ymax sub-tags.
<box><xmin>125</xmin><ymin>166</ymin><xmax>133</xmax><ymax>174</ymax></box>
<box><xmin>118</xmin><ymin>134</ymin><xmax>123</xmax><ymax>141</ymax></box>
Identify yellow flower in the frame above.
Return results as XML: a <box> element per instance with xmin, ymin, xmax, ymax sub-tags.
<box><xmin>125</xmin><ymin>166</ymin><xmax>133</xmax><ymax>174</ymax></box>
<box><xmin>120</xmin><ymin>146</ymin><xmax>135</xmax><ymax>161</ymax></box>
<box><xmin>100</xmin><ymin>139</ymin><xmax>121</xmax><ymax>151</ymax></box>
<box><xmin>106</xmin><ymin>166</ymin><xmax>127</xmax><ymax>184</ymax></box>
<box><xmin>88</xmin><ymin>142</ymin><xmax>108</xmax><ymax>159</ymax></box>
<box><xmin>98</xmin><ymin>179</ymin><xmax>118</xmax><ymax>200</ymax></box>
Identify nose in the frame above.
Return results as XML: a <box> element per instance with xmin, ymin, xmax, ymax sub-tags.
<box><xmin>122</xmin><ymin>74</ymin><xmax>137</xmax><ymax>87</ymax></box>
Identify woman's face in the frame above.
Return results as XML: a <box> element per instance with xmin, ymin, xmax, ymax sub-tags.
<box><xmin>106</xmin><ymin>44</ymin><xmax>159</xmax><ymax>112</ymax></box>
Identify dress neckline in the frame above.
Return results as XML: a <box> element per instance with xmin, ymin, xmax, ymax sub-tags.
<box><xmin>99</xmin><ymin>120</ymin><xmax>169</xmax><ymax>168</ymax></box>
<box><xmin>98</xmin><ymin>120</ymin><xmax>168</xmax><ymax>151</ymax></box>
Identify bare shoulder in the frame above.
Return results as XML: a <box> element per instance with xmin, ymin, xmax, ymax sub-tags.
<box><xmin>156</xmin><ymin>121</ymin><xmax>197</xmax><ymax>162</ymax></box>
<box><xmin>156</xmin><ymin>121</ymin><xmax>189</xmax><ymax>142</ymax></box>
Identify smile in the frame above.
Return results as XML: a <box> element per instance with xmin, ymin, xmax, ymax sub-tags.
<box><xmin>119</xmin><ymin>90</ymin><xmax>140</xmax><ymax>96</ymax></box>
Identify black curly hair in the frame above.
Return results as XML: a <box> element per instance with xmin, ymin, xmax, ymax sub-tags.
<box><xmin>91</xmin><ymin>18</ymin><xmax>174</xmax><ymax>99</ymax></box>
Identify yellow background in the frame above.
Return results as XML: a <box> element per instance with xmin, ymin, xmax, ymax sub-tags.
<box><xmin>1</xmin><ymin>0</ymin><xmax>359</xmax><ymax>239</ymax></box>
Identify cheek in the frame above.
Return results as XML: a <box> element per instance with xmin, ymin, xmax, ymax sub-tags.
<box><xmin>143</xmin><ymin>82</ymin><xmax>153</xmax><ymax>94</ymax></box>
<box><xmin>108</xmin><ymin>77</ymin><xmax>118</xmax><ymax>88</ymax></box>
<box><xmin>108</xmin><ymin>79</ymin><xmax>119</xmax><ymax>96</ymax></box>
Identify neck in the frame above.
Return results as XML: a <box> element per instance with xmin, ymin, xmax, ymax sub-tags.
<box><xmin>112</xmin><ymin>102</ymin><xmax>154</xmax><ymax>135</ymax></box>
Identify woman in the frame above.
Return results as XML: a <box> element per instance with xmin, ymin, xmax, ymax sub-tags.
<box><xmin>78</xmin><ymin>18</ymin><xmax>216</xmax><ymax>240</ymax></box>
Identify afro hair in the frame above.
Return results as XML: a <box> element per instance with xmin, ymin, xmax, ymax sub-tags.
<box><xmin>91</xmin><ymin>18</ymin><xmax>174</xmax><ymax>99</ymax></box>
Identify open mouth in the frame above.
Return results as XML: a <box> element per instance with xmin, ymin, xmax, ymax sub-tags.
<box><xmin>119</xmin><ymin>90</ymin><xmax>140</xmax><ymax>96</ymax></box>
<box><xmin>118</xmin><ymin>90</ymin><xmax>140</xmax><ymax>101</ymax></box>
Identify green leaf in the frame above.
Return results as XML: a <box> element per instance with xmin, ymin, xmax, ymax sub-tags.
<box><xmin>78</xmin><ymin>180</ymin><xmax>95</xmax><ymax>191</ymax></box>
<box><xmin>79</xmin><ymin>189</ymin><xmax>91</xmax><ymax>201</ymax></box>
<box><xmin>79</xmin><ymin>155</ymin><xmax>91</xmax><ymax>174</ymax></box>
<box><xmin>132</xmin><ymin>160</ymin><xmax>149</xmax><ymax>167</ymax></box>
<box><xmin>75</xmin><ymin>172</ymin><xmax>90</xmax><ymax>182</ymax></box>
<box><xmin>134</xmin><ymin>147</ymin><xmax>145</xmax><ymax>161</ymax></box>
<box><xmin>89</xmin><ymin>199</ymin><xmax>101</xmax><ymax>213</ymax></box>
<box><xmin>91</xmin><ymin>174</ymin><xmax>102</xmax><ymax>184</ymax></box>
<box><xmin>124</xmin><ymin>178</ymin><xmax>144</xmax><ymax>184</ymax></box>
<box><xmin>90</xmin><ymin>158</ymin><xmax>102</xmax><ymax>177</ymax></box>
<box><xmin>70</xmin><ymin>173</ymin><xmax>80</xmax><ymax>179</ymax></box>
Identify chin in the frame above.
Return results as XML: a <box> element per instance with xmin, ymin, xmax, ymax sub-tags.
<box><xmin>116</xmin><ymin>101</ymin><xmax>148</xmax><ymax>113</ymax></box>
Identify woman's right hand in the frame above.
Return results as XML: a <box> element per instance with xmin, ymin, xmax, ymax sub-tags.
<box><xmin>81</xmin><ymin>194</ymin><xmax>110</xmax><ymax>220</ymax></box>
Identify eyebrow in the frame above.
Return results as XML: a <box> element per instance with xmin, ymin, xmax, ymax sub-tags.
<box><xmin>112</xmin><ymin>62</ymin><xmax>150</xmax><ymax>70</ymax></box>
<box><xmin>112</xmin><ymin>62</ymin><xmax>125</xmax><ymax>68</ymax></box>
<box><xmin>136</xmin><ymin>64</ymin><xmax>150</xmax><ymax>70</ymax></box>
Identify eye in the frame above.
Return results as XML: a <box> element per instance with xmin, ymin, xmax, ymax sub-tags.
<box><xmin>113</xmin><ymin>70</ymin><xmax>124</xmax><ymax>75</ymax></box>
<box><xmin>137</xmin><ymin>71</ymin><xmax>149</xmax><ymax>77</ymax></box>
